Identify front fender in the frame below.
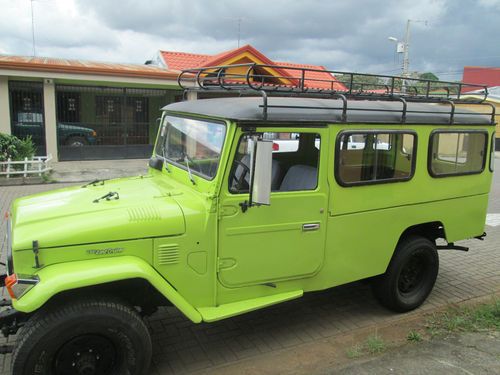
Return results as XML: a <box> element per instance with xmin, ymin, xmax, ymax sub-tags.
<box><xmin>12</xmin><ymin>256</ymin><xmax>202</xmax><ymax>323</ymax></box>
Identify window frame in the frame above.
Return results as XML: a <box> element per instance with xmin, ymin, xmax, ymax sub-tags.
<box><xmin>427</xmin><ymin>129</ymin><xmax>488</xmax><ymax>178</ymax></box>
<box><xmin>334</xmin><ymin>129</ymin><xmax>418</xmax><ymax>187</ymax></box>
<box><xmin>490</xmin><ymin>133</ymin><xmax>495</xmax><ymax>173</ymax></box>
<box><xmin>155</xmin><ymin>114</ymin><xmax>228</xmax><ymax>181</ymax></box>
<box><xmin>228</xmin><ymin>131</ymin><xmax>321</xmax><ymax>195</ymax></box>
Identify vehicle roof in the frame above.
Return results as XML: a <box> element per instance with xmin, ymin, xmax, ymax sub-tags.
<box><xmin>163</xmin><ymin>97</ymin><xmax>493</xmax><ymax>125</ymax></box>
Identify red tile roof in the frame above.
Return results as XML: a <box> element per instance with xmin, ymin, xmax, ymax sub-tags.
<box><xmin>0</xmin><ymin>55</ymin><xmax>179</xmax><ymax>80</ymax></box>
<box><xmin>462</xmin><ymin>66</ymin><xmax>500</xmax><ymax>92</ymax></box>
<box><xmin>159</xmin><ymin>51</ymin><xmax>211</xmax><ymax>70</ymax></box>
<box><xmin>160</xmin><ymin>45</ymin><xmax>346</xmax><ymax>91</ymax></box>
<box><xmin>275</xmin><ymin>61</ymin><xmax>345</xmax><ymax>91</ymax></box>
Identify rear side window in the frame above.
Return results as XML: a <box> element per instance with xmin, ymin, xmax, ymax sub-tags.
<box><xmin>336</xmin><ymin>131</ymin><xmax>416</xmax><ymax>186</ymax></box>
<box><xmin>429</xmin><ymin>131</ymin><xmax>487</xmax><ymax>177</ymax></box>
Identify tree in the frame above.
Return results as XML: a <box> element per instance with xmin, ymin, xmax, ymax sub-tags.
<box><xmin>419</xmin><ymin>72</ymin><xmax>439</xmax><ymax>81</ymax></box>
<box><xmin>335</xmin><ymin>74</ymin><xmax>386</xmax><ymax>91</ymax></box>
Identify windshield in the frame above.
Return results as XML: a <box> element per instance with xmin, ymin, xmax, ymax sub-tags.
<box><xmin>155</xmin><ymin>116</ymin><xmax>226</xmax><ymax>180</ymax></box>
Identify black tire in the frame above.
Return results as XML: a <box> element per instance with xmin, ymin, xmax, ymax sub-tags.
<box><xmin>65</xmin><ymin>136</ymin><xmax>88</xmax><ymax>147</ymax></box>
<box><xmin>372</xmin><ymin>235</ymin><xmax>439</xmax><ymax>313</ymax></box>
<box><xmin>11</xmin><ymin>298</ymin><xmax>152</xmax><ymax>375</ymax></box>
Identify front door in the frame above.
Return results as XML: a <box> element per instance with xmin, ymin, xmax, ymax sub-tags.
<box><xmin>218</xmin><ymin>129</ymin><xmax>328</xmax><ymax>287</ymax></box>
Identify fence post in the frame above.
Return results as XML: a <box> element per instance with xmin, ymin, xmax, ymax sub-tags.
<box><xmin>38</xmin><ymin>157</ymin><xmax>42</xmax><ymax>176</ymax></box>
<box><xmin>24</xmin><ymin>157</ymin><xmax>28</xmax><ymax>178</ymax></box>
<box><xmin>7</xmin><ymin>158</ymin><xmax>11</xmax><ymax>179</ymax></box>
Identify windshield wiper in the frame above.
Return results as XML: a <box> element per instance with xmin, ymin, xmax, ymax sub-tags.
<box><xmin>82</xmin><ymin>179</ymin><xmax>105</xmax><ymax>188</ymax></box>
<box><xmin>93</xmin><ymin>191</ymin><xmax>119</xmax><ymax>203</ymax></box>
<box><xmin>183</xmin><ymin>154</ymin><xmax>196</xmax><ymax>185</ymax></box>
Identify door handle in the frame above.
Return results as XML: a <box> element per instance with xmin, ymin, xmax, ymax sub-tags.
<box><xmin>302</xmin><ymin>223</ymin><xmax>320</xmax><ymax>231</ymax></box>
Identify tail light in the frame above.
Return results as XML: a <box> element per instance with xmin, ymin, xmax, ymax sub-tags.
<box><xmin>4</xmin><ymin>273</ymin><xmax>39</xmax><ymax>300</ymax></box>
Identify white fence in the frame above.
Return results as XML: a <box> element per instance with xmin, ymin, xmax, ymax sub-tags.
<box><xmin>0</xmin><ymin>154</ymin><xmax>53</xmax><ymax>178</ymax></box>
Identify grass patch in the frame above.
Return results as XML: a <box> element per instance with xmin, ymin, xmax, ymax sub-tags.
<box><xmin>406</xmin><ymin>330</ymin><xmax>422</xmax><ymax>342</ymax></box>
<box><xmin>346</xmin><ymin>344</ymin><xmax>363</xmax><ymax>359</ymax></box>
<box><xmin>426</xmin><ymin>299</ymin><xmax>500</xmax><ymax>336</ymax></box>
<box><xmin>346</xmin><ymin>334</ymin><xmax>387</xmax><ymax>359</ymax></box>
<box><xmin>365</xmin><ymin>334</ymin><xmax>386</xmax><ymax>354</ymax></box>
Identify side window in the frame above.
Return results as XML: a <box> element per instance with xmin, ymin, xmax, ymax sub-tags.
<box><xmin>229</xmin><ymin>132</ymin><xmax>320</xmax><ymax>193</ymax></box>
<box><xmin>336</xmin><ymin>131</ymin><xmax>416</xmax><ymax>186</ymax></box>
<box><xmin>429</xmin><ymin>131</ymin><xmax>487</xmax><ymax>177</ymax></box>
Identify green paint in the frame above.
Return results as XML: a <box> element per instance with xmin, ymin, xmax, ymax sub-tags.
<box><xmin>7</xmin><ymin>111</ymin><xmax>495</xmax><ymax>323</ymax></box>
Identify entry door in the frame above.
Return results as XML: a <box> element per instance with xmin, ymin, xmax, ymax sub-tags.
<box><xmin>217</xmin><ymin>129</ymin><xmax>328</xmax><ymax>288</ymax></box>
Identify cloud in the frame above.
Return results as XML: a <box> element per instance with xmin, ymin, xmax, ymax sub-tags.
<box><xmin>0</xmin><ymin>0</ymin><xmax>497</xmax><ymax>80</ymax></box>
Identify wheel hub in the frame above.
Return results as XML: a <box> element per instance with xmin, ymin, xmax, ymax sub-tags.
<box><xmin>53</xmin><ymin>334</ymin><xmax>116</xmax><ymax>375</ymax></box>
<box><xmin>399</xmin><ymin>255</ymin><xmax>425</xmax><ymax>294</ymax></box>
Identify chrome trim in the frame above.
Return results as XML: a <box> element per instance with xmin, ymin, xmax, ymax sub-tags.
<box><xmin>6</xmin><ymin>219</ymin><xmax>13</xmax><ymax>275</ymax></box>
<box><xmin>302</xmin><ymin>223</ymin><xmax>320</xmax><ymax>231</ymax></box>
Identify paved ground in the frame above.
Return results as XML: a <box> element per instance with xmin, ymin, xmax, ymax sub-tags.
<box><xmin>325</xmin><ymin>331</ymin><xmax>500</xmax><ymax>375</ymax></box>
<box><xmin>49</xmin><ymin>158</ymin><xmax>149</xmax><ymax>182</ymax></box>
<box><xmin>0</xmin><ymin>161</ymin><xmax>498</xmax><ymax>374</ymax></box>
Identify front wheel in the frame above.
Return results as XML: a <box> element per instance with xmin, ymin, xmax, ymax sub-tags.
<box><xmin>372</xmin><ymin>235</ymin><xmax>439</xmax><ymax>312</ymax></box>
<box><xmin>65</xmin><ymin>136</ymin><xmax>88</xmax><ymax>147</ymax></box>
<box><xmin>11</xmin><ymin>298</ymin><xmax>152</xmax><ymax>375</ymax></box>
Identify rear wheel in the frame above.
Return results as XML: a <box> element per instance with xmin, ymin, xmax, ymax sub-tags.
<box><xmin>372</xmin><ymin>236</ymin><xmax>439</xmax><ymax>312</ymax></box>
<box><xmin>11</xmin><ymin>298</ymin><xmax>152</xmax><ymax>375</ymax></box>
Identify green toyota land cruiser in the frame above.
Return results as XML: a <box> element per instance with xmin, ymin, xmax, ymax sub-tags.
<box><xmin>1</xmin><ymin>65</ymin><xmax>496</xmax><ymax>374</ymax></box>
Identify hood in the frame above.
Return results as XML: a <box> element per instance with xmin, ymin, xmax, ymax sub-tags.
<box><xmin>11</xmin><ymin>175</ymin><xmax>185</xmax><ymax>250</ymax></box>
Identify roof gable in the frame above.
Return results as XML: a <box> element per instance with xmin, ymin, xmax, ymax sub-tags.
<box><xmin>159</xmin><ymin>44</ymin><xmax>346</xmax><ymax>91</ymax></box>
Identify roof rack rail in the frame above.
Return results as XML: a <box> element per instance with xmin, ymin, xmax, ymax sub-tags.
<box><xmin>177</xmin><ymin>63</ymin><xmax>495</xmax><ymax>124</ymax></box>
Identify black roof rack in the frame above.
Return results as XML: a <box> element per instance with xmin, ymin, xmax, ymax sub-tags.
<box><xmin>177</xmin><ymin>63</ymin><xmax>496</xmax><ymax>125</ymax></box>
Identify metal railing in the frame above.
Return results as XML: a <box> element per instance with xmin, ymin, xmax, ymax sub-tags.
<box><xmin>0</xmin><ymin>154</ymin><xmax>53</xmax><ymax>178</ymax></box>
<box><xmin>177</xmin><ymin>63</ymin><xmax>496</xmax><ymax>125</ymax></box>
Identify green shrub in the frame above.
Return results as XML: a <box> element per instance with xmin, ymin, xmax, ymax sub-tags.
<box><xmin>0</xmin><ymin>133</ymin><xmax>36</xmax><ymax>162</ymax></box>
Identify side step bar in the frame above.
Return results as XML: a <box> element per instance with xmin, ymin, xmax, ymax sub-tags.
<box><xmin>197</xmin><ymin>290</ymin><xmax>303</xmax><ymax>322</ymax></box>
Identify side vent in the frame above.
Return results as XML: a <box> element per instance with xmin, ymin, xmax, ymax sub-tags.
<box><xmin>157</xmin><ymin>244</ymin><xmax>180</xmax><ymax>265</ymax></box>
<box><xmin>128</xmin><ymin>206</ymin><xmax>161</xmax><ymax>222</ymax></box>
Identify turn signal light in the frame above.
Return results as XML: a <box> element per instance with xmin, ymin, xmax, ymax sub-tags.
<box><xmin>4</xmin><ymin>273</ymin><xmax>39</xmax><ymax>300</ymax></box>
<box><xmin>5</xmin><ymin>274</ymin><xmax>18</xmax><ymax>299</ymax></box>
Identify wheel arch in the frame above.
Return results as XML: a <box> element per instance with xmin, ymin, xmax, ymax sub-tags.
<box><xmin>397</xmin><ymin>221</ymin><xmax>446</xmax><ymax>246</ymax></box>
<box><xmin>12</xmin><ymin>256</ymin><xmax>202</xmax><ymax>323</ymax></box>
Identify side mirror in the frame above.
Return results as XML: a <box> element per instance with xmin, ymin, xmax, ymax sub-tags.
<box><xmin>240</xmin><ymin>138</ymin><xmax>273</xmax><ymax>212</ymax></box>
<box><xmin>148</xmin><ymin>156</ymin><xmax>163</xmax><ymax>171</ymax></box>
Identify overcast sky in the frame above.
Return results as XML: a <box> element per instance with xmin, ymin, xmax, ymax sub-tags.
<box><xmin>0</xmin><ymin>0</ymin><xmax>499</xmax><ymax>80</ymax></box>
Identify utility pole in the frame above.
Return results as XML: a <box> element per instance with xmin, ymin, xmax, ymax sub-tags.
<box><xmin>237</xmin><ymin>17</ymin><xmax>242</xmax><ymax>48</ymax></box>
<box><xmin>30</xmin><ymin>0</ymin><xmax>36</xmax><ymax>56</ymax></box>
<box><xmin>388</xmin><ymin>19</ymin><xmax>427</xmax><ymax>93</ymax></box>
<box><xmin>402</xmin><ymin>19</ymin><xmax>411</xmax><ymax>79</ymax></box>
